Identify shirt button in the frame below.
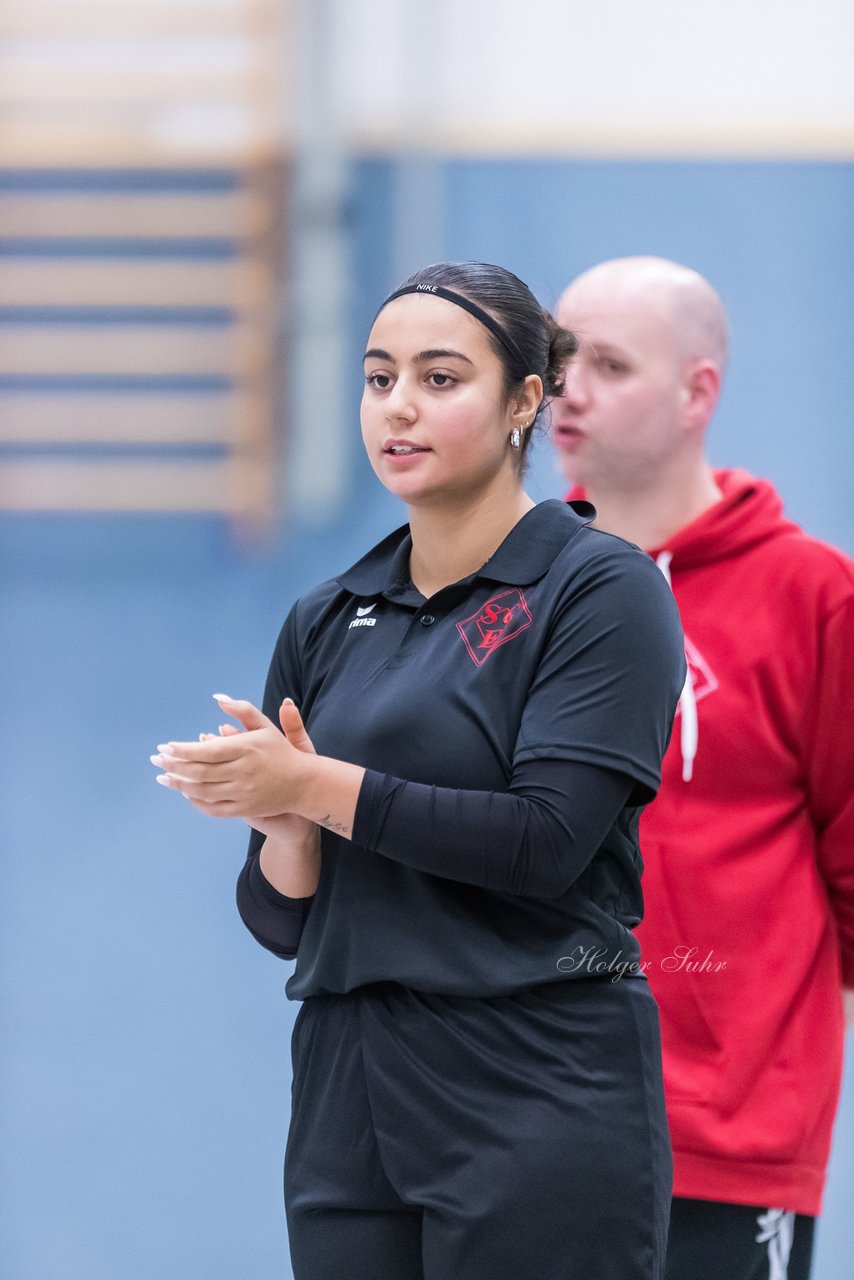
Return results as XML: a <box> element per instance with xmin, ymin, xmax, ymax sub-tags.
<box><xmin>420</xmin><ymin>614</ymin><xmax>436</xmax><ymax>626</ymax></box>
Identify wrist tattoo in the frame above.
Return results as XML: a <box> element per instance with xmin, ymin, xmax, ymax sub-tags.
<box><xmin>317</xmin><ymin>814</ymin><xmax>351</xmax><ymax>837</ymax></box>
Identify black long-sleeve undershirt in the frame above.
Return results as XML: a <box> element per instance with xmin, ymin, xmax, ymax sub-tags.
<box><xmin>353</xmin><ymin>758</ymin><xmax>633</xmax><ymax>899</ymax></box>
<box><xmin>237</xmin><ymin>758</ymin><xmax>634</xmax><ymax>960</ymax></box>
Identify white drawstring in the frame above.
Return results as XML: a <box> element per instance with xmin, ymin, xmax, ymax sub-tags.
<box><xmin>656</xmin><ymin>551</ymin><xmax>697</xmax><ymax>783</ymax></box>
<box><xmin>756</xmin><ymin>1208</ymin><xmax>795</xmax><ymax>1279</ymax></box>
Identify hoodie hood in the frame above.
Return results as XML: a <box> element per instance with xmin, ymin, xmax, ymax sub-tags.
<box><xmin>566</xmin><ymin>468</ymin><xmax>801</xmax><ymax>570</ymax></box>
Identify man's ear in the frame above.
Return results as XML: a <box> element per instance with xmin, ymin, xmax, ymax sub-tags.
<box><xmin>682</xmin><ymin>359</ymin><xmax>721</xmax><ymax>432</ymax></box>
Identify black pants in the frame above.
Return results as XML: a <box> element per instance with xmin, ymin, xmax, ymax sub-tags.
<box><xmin>666</xmin><ymin>1197</ymin><xmax>816</xmax><ymax>1280</ymax></box>
<box><xmin>285</xmin><ymin>977</ymin><xmax>672</xmax><ymax>1280</ymax></box>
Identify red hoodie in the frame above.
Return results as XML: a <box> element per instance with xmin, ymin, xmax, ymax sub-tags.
<box><xmin>568</xmin><ymin>469</ymin><xmax>854</xmax><ymax>1215</ymax></box>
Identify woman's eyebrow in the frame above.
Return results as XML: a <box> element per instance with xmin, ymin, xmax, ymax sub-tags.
<box><xmin>415</xmin><ymin>349</ymin><xmax>473</xmax><ymax>365</ymax></box>
<box><xmin>363</xmin><ymin>347</ymin><xmax>473</xmax><ymax>365</ymax></box>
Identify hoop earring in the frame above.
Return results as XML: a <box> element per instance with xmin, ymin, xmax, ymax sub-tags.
<box><xmin>510</xmin><ymin>427</ymin><xmax>521</xmax><ymax>450</ymax></box>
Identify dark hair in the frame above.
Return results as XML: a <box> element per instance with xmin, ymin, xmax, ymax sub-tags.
<box><xmin>391</xmin><ymin>261</ymin><xmax>578</xmax><ymax>467</ymax></box>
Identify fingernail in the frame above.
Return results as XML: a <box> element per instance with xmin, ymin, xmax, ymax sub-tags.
<box><xmin>156</xmin><ymin>744</ymin><xmax>174</xmax><ymax>754</ymax></box>
<box><xmin>213</xmin><ymin>692</ymin><xmax>234</xmax><ymax>704</ymax></box>
<box><xmin>282</xmin><ymin>697</ymin><xmax>295</xmax><ymax>706</ymax></box>
<box><xmin>150</xmin><ymin>754</ymin><xmax>163</xmax><ymax>766</ymax></box>
<box><xmin>155</xmin><ymin>774</ymin><xmax>172</xmax><ymax>787</ymax></box>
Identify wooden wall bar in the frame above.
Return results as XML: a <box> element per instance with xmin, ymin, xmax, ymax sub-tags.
<box><xmin>0</xmin><ymin>0</ymin><xmax>290</xmax><ymax>532</ymax></box>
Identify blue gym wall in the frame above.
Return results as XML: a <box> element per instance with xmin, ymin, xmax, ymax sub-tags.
<box><xmin>3</xmin><ymin>159</ymin><xmax>853</xmax><ymax>1278</ymax></box>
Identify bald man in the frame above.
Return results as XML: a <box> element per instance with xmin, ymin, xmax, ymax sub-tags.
<box><xmin>553</xmin><ymin>257</ymin><xmax>854</xmax><ymax>1280</ymax></box>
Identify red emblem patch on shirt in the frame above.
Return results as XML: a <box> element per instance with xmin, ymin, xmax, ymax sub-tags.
<box><xmin>457</xmin><ymin>588</ymin><xmax>533</xmax><ymax>666</ymax></box>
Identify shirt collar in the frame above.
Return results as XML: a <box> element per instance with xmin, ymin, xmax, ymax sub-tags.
<box><xmin>337</xmin><ymin>499</ymin><xmax>596</xmax><ymax>597</ymax></box>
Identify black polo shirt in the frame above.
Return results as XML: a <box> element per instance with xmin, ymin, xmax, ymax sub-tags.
<box><xmin>238</xmin><ymin>499</ymin><xmax>685</xmax><ymax>999</ymax></box>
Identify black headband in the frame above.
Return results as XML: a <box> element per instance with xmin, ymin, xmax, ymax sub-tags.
<box><xmin>377</xmin><ymin>283</ymin><xmax>529</xmax><ymax>372</ymax></box>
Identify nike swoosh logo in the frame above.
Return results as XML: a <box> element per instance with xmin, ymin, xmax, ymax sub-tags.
<box><xmin>356</xmin><ymin>604</ymin><xmax>375</xmax><ymax>617</ymax></box>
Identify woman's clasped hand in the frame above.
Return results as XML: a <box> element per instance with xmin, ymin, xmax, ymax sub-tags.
<box><xmin>150</xmin><ymin>693</ymin><xmax>316</xmax><ymax>824</ymax></box>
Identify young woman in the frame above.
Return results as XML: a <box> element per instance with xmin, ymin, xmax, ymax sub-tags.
<box><xmin>151</xmin><ymin>262</ymin><xmax>686</xmax><ymax>1280</ymax></box>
